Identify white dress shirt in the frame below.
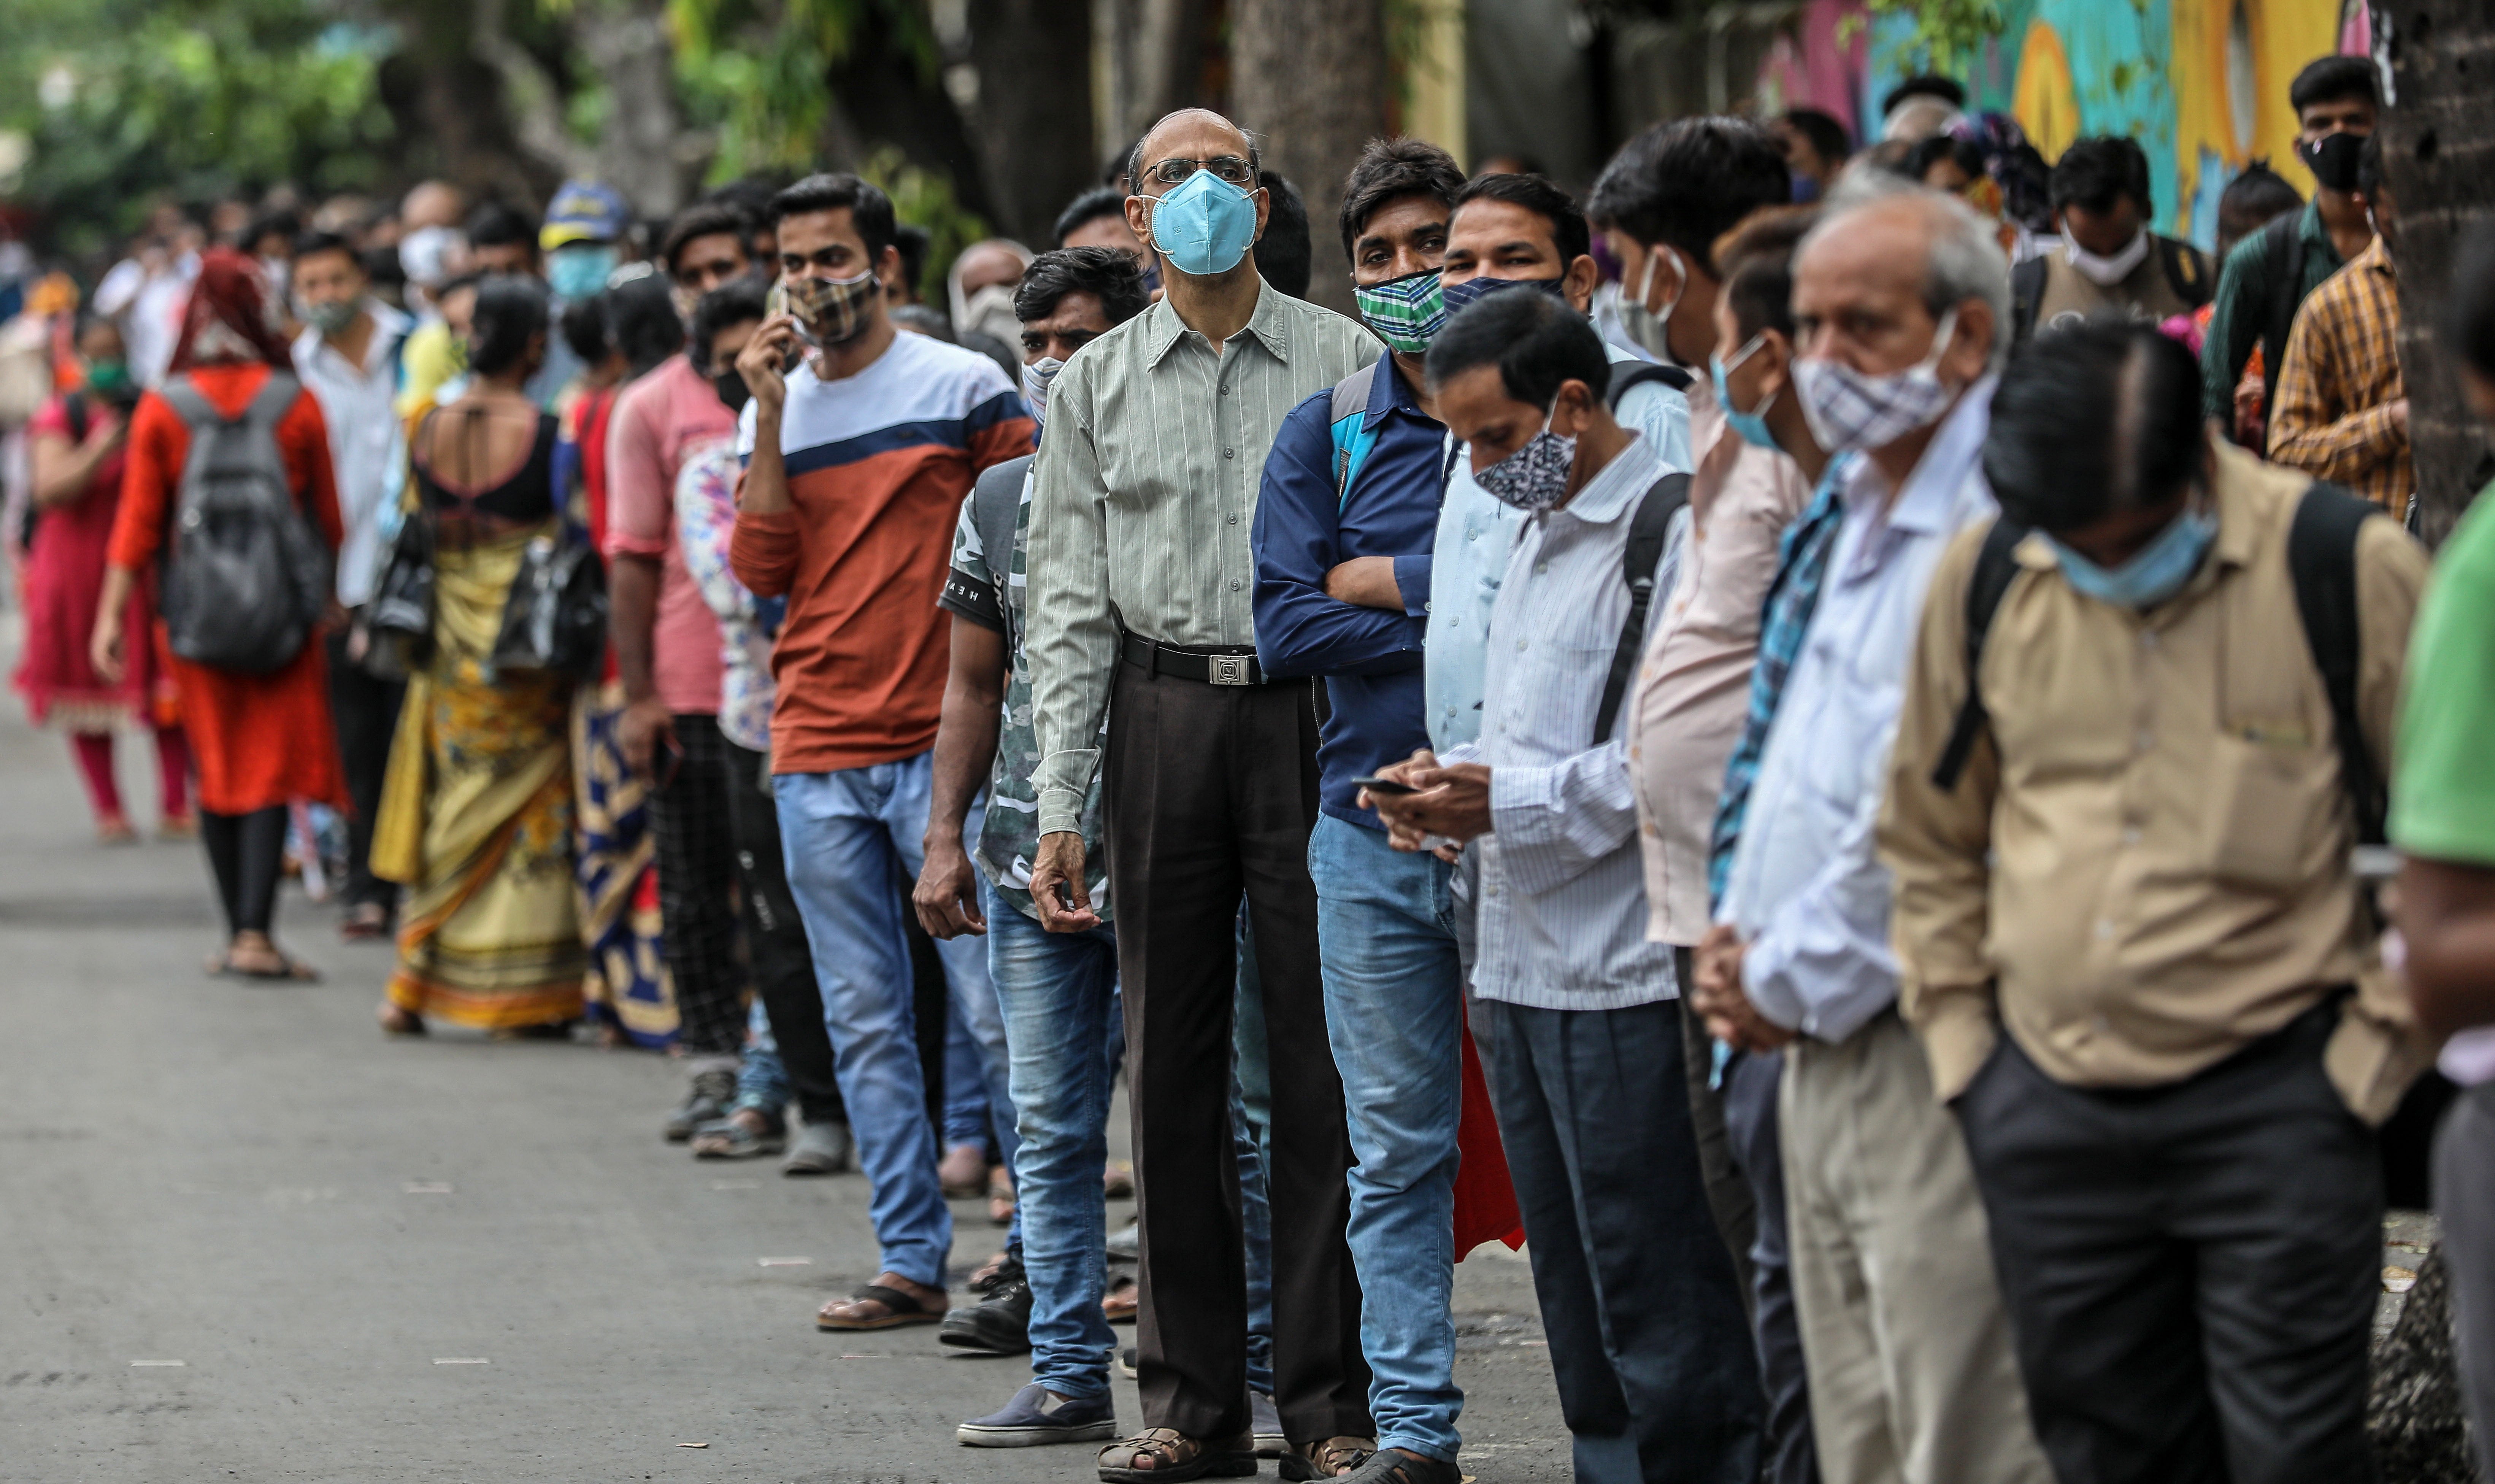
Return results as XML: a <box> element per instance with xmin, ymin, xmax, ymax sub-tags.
<box><xmin>1445</xmin><ymin>431</ymin><xmax>1681</xmax><ymax>1010</ymax></box>
<box><xmin>292</xmin><ymin>301</ymin><xmax>412</xmax><ymax>606</ymax></box>
<box><xmin>1715</xmin><ymin>377</ymin><xmax>1998</xmax><ymax>1043</ymax></box>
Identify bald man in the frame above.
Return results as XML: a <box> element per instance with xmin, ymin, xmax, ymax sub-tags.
<box><xmin>1025</xmin><ymin>108</ymin><xmax>1385</xmax><ymax>1479</ymax></box>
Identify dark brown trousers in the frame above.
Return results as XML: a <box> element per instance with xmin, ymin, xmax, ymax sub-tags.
<box><xmin>1105</xmin><ymin>659</ymin><xmax>1372</xmax><ymax>1444</ymax></box>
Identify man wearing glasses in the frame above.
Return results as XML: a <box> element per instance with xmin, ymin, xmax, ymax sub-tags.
<box><xmin>1025</xmin><ymin>108</ymin><xmax>1385</xmax><ymax>1481</ymax></box>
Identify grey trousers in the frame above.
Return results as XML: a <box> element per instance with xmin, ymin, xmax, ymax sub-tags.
<box><xmin>2435</xmin><ymin>1079</ymin><xmax>2495</xmax><ymax>1482</ymax></box>
<box><xmin>1958</xmin><ymin>1002</ymin><xmax>2380</xmax><ymax>1484</ymax></box>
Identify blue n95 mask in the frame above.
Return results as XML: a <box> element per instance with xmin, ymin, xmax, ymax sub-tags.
<box><xmin>2048</xmin><ymin>501</ymin><xmax>2219</xmax><ymax>609</ymax></box>
<box><xmin>1141</xmin><ymin>170</ymin><xmax>1259</xmax><ymax>278</ymax></box>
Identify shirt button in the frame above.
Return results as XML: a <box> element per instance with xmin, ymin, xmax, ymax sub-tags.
<box><xmin>2121</xmin><ymin>826</ymin><xmax>2143</xmax><ymax>846</ymax></box>
<box><xmin>1230</xmin><ymin>578</ymin><xmax>1242</xmax><ymax>591</ymax></box>
<box><xmin>1227</xmin><ymin>512</ymin><xmax>1239</xmax><ymax>524</ymax></box>
<box><xmin>1219</xmin><ymin>384</ymin><xmax>1230</xmax><ymax>395</ymax></box>
<box><xmin>1515</xmin><ymin>639</ymin><xmax>1527</xmax><ymax>651</ymax></box>
<box><xmin>2141</xmin><ymin>630</ymin><xmax>2159</xmax><ymax>649</ymax></box>
<box><xmin>1535</xmin><ymin>560</ymin><xmax>1548</xmax><ymax>574</ymax></box>
<box><xmin>1222</xmin><ymin>447</ymin><xmax>1236</xmax><ymax>460</ymax></box>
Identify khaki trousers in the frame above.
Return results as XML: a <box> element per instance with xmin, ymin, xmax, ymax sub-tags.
<box><xmin>1779</xmin><ymin>1011</ymin><xmax>2051</xmax><ymax>1484</ymax></box>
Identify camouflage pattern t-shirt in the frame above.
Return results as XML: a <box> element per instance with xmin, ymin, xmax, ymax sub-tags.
<box><xmin>940</xmin><ymin>454</ymin><xmax>1112</xmax><ymax>922</ymax></box>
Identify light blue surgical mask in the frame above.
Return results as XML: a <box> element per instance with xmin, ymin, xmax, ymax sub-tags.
<box><xmin>2048</xmin><ymin>499</ymin><xmax>2220</xmax><ymax>609</ymax></box>
<box><xmin>1138</xmin><ymin>169</ymin><xmax>1259</xmax><ymax>278</ymax></box>
<box><xmin>1709</xmin><ymin>333</ymin><xmax>1780</xmax><ymax>452</ymax></box>
<box><xmin>548</xmin><ymin>243</ymin><xmax>618</xmax><ymax>301</ymax></box>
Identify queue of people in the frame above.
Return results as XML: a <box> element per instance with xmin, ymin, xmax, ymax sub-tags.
<box><xmin>13</xmin><ymin>41</ymin><xmax>2495</xmax><ymax>1484</ymax></box>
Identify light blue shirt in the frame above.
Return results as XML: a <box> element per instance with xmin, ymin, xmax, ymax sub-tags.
<box><xmin>1715</xmin><ymin>378</ymin><xmax>1999</xmax><ymax>1044</ymax></box>
<box><xmin>1441</xmin><ymin>434</ymin><xmax>1681</xmax><ymax>1010</ymax></box>
<box><xmin>1424</xmin><ymin>346</ymin><xmax>1691</xmax><ymax>753</ymax></box>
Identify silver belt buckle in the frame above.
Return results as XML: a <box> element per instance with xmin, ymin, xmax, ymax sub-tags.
<box><xmin>1208</xmin><ymin>654</ymin><xmax>1252</xmax><ymax>686</ymax></box>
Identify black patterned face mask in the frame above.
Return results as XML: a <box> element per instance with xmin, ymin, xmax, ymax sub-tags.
<box><xmin>1474</xmin><ymin>412</ymin><xmax>1577</xmax><ymax>513</ymax></box>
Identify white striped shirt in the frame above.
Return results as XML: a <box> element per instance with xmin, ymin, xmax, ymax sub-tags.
<box><xmin>1446</xmin><ymin>433</ymin><xmax>1681</xmax><ymax>1010</ymax></box>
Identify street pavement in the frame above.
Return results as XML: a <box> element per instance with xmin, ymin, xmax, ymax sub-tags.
<box><xmin>0</xmin><ymin>698</ymin><xmax>1570</xmax><ymax>1483</ymax></box>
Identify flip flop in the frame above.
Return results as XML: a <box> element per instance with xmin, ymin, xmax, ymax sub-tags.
<box><xmin>208</xmin><ymin>953</ymin><xmax>321</xmax><ymax>983</ymax></box>
<box><xmin>815</xmin><ymin>1283</ymin><xmax>945</xmax><ymax>1331</ymax></box>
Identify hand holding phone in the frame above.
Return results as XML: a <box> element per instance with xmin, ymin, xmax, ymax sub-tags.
<box><xmin>1349</xmin><ymin>775</ymin><xmax>1419</xmax><ymax>797</ymax></box>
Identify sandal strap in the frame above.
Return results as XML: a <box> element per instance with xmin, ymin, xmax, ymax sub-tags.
<box><xmin>848</xmin><ymin>1283</ymin><xmax>932</xmax><ymax>1317</ymax></box>
<box><xmin>1100</xmin><ymin>1427</ymin><xmax>1195</xmax><ymax>1468</ymax></box>
<box><xmin>1301</xmin><ymin>1436</ymin><xmax>1376</xmax><ymax>1474</ymax></box>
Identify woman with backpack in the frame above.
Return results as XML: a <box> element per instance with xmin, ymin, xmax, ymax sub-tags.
<box><xmin>91</xmin><ymin>249</ymin><xmax>346</xmax><ymax>981</ymax></box>
<box><xmin>368</xmin><ymin>276</ymin><xmax>587</xmax><ymax>1037</ymax></box>
<box><xmin>17</xmin><ymin>313</ymin><xmax>195</xmax><ymax>845</ymax></box>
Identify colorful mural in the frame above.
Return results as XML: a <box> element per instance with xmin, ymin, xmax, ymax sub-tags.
<box><xmin>1756</xmin><ymin>0</ymin><xmax>2366</xmax><ymax>251</ymax></box>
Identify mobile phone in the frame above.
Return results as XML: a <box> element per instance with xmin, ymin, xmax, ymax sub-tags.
<box><xmin>1350</xmin><ymin>775</ymin><xmax>1419</xmax><ymax>796</ymax></box>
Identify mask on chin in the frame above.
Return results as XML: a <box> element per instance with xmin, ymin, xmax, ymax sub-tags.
<box><xmin>2048</xmin><ymin>500</ymin><xmax>2219</xmax><ymax>609</ymax></box>
<box><xmin>2063</xmin><ymin>229</ymin><xmax>2151</xmax><ymax>288</ymax></box>
<box><xmin>1709</xmin><ymin>333</ymin><xmax>1781</xmax><ymax>452</ymax></box>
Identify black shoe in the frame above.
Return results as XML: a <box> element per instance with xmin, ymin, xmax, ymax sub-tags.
<box><xmin>664</xmin><ymin>1067</ymin><xmax>738</xmax><ymax>1143</ymax></box>
<box><xmin>940</xmin><ymin>1267</ymin><xmax>1033</xmax><ymax>1353</ymax></box>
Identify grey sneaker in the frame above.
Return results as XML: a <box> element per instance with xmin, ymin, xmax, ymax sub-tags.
<box><xmin>956</xmin><ymin>1381</ymin><xmax>1116</xmax><ymax>1448</ymax></box>
<box><xmin>1106</xmin><ymin>1220</ymin><xmax>1140</xmax><ymax>1261</ymax></box>
<box><xmin>1252</xmin><ymin>1390</ymin><xmax>1285</xmax><ymax>1458</ymax></box>
<box><xmin>782</xmin><ymin>1119</ymin><xmax>854</xmax><ymax>1175</ymax></box>
<box><xmin>664</xmin><ymin>1067</ymin><xmax>737</xmax><ymax>1143</ymax></box>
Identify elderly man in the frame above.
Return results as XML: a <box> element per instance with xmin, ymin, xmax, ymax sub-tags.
<box><xmin>1024</xmin><ymin>108</ymin><xmax>1382</xmax><ymax>1482</ymax></box>
<box><xmin>1692</xmin><ymin>181</ymin><xmax>2051</xmax><ymax>1484</ymax></box>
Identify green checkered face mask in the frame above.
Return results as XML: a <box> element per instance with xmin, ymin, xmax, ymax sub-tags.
<box><xmin>1354</xmin><ymin>268</ymin><xmax>1448</xmax><ymax>354</ymax></box>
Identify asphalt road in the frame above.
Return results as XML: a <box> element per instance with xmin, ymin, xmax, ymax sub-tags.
<box><xmin>0</xmin><ymin>699</ymin><xmax>1570</xmax><ymax>1483</ymax></box>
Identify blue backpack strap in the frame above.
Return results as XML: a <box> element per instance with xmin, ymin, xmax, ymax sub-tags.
<box><xmin>1327</xmin><ymin>361</ymin><xmax>1382</xmax><ymax>506</ymax></box>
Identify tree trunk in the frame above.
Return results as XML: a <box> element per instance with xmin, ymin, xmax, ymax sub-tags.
<box><xmin>1231</xmin><ymin>0</ymin><xmax>1389</xmax><ymax>312</ymax></box>
<box><xmin>2379</xmin><ymin>0</ymin><xmax>2495</xmax><ymax>544</ymax></box>
<box><xmin>824</xmin><ymin>3</ymin><xmax>998</xmax><ymax>226</ymax></box>
<box><xmin>577</xmin><ymin>0</ymin><xmax>708</xmax><ymax>220</ymax></box>
<box><xmin>1103</xmin><ymin>0</ymin><xmax>1215</xmax><ymax>159</ymax></box>
<box><xmin>374</xmin><ymin>0</ymin><xmax>555</xmax><ymax>207</ymax></box>
<box><xmin>967</xmin><ymin>0</ymin><xmax>1098</xmax><ymax>246</ymax></box>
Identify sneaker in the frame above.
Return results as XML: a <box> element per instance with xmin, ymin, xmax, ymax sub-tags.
<box><xmin>1106</xmin><ymin>1220</ymin><xmax>1140</xmax><ymax>1261</ymax></box>
<box><xmin>781</xmin><ymin>1120</ymin><xmax>853</xmax><ymax>1176</ymax></box>
<box><xmin>664</xmin><ymin>1067</ymin><xmax>737</xmax><ymax>1143</ymax></box>
<box><xmin>1119</xmin><ymin>1345</ymin><xmax>1138</xmax><ymax>1379</ymax></box>
<box><xmin>939</xmin><ymin>1260</ymin><xmax>1032</xmax><ymax>1354</ymax></box>
<box><xmin>1252</xmin><ymin>1390</ymin><xmax>1285</xmax><ymax>1459</ymax></box>
<box><xmin>956</xmin><ymin>1382</ymin><xmax>1117</xmax><ymax>1448</ymax></box>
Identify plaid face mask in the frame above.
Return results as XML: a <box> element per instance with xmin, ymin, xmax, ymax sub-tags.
<box><xmin>1354</xmin><ymin>268</ymin><xmax>1449</xmax><ymax>354</ymax></box>
<box><xmin>775</xmin><ymin>269</ymin><xmax>881</xmax><ymax>346</ymax></box>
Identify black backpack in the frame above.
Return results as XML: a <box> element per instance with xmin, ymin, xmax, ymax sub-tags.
<box><xmin>156</xmin><ymin>373</ymin><xmax>333</xmax><ymax>675</ymax></box>
<box><xmin>1929</xmin><ymin>481</ymin><xmax>2384</xmax><ymax>847</ymax></box>
<box><xmin>1593</xmin><ymin>471</ymin><xmax>1692</xmax><ymax>744</ymax></box>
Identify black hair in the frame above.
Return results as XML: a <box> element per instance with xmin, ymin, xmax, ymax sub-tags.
<box><xmin>890</xmin><ymin>304</ymin><xmax>955</xmax><ymax>342</ymax></box>
<box><xmin>290</xmin><ymin>230</ymin><xmax>360</xmax><ymax>271</ymax></box>
<box><xmin>468</xmin><ymin>274</ymin><xmax>551</xmax><ymax>377</ymax></box>
<box><xmin>465</xmin><ymin>202</ymin><xmax>537</xmax><ymax>252</ymax></box>
<box><xmin>2290</xmin><ymin>54</ymin><xmax>2381</xmax><ymax>114</ymax></box>
<box><xmin>1014</xmin><ymin>246</ymin><xmax>1150</xmax><ymax>328</ymax></box>
<box><xmin>705</xmin><ymin>177</ymin><xmax>782</xmax><ymax>222</ymax></box>
<box><xmin>1781</xmin><ymin>108</ymin><xmax>1853</xmax><ymax>166</ymax></box>
<box><xmin>1882</xmin><ymin>75</ymin><xmax>1967</xmax><ymax>117</ymax></box>
<box><xmin>606</xmin><ymin>272</ymin><xmax>684</xmax><ymax>377</ymax></box>
<box><xmin>1984</xmin><ymin>320</ymin><xmax>2205</xmax><ymax>533</ymax></box>
<box><xmin>894</xmin><ymin>224</ymin><xmax>932</xmax><ymax>298</ymax></box>
<box><xmin>660</xmin><ymin>203</ymin><xmax>754</xmax><ymax>273</ymax></box>
<box><xmin>1449</xmin><ymin>172</ymin><xmax>1591</xmax><ymax>268</ymax></box>
<box><xmin>1907</xmin><ymin>135</ymin><xmax>1991</xmax><ymax>190</ymax></box>
<box><xmin>1714</xmin><ymin>206</ymin><xmax>1819</xmax><ymax>341</ymax></box>
<box><xmin>2050</xmin><ymin>136</ymin><xmax>2154</xmax><ymax>216</ymax></box>
<box><xmin>2446</xmin><ymin>219</ymin><xmax>2495</xmax><ymax>381</ymax></box>
<box><xmin>361</xmin><ymin>246</ymin><xmax>406</xmax><ymax>293</ymax></box>
<box><xmin>1258</xmin><ymin>171</ymin><xmax>1313</xmax><ymax>298</ymax></box>
<box><xmin>767</xmin><ymin>173</ymin><xmax>897</xmax><ymax>262</ymax></box>
<box><xmin>688</xmin><ymin>278</ymin><xmax>769</xmax><ymax>373</ymax></box>
<box><xmin>2218</xmin><ymin>160</ymin><xmax>2303</xmax><ymax>224</ymax></box>
<box><xmin>1425</xmin><ymin>287</ymin><xmax>1609</xmax><ymax>411</ymax></box>
<box><xmin>559</xmin><ymin>294</ymin><xmax>613</xmax><ymax>366</ymax></box>
<box><xmin>1107</xmin><ymin>139</ymin><xmax>1143</xmax><ymax>189</ymax></box>
<box><xmin>1338</xmin><ymin>137</ymin><xmax>1466</xmax><ymax>263</ymax></box>
<box><xmin>1053</xmin><ymin>186</ymin><xmax>1130</xmax><ymax>247</ymax></box>
<box><xmin>1586</xmin><ymin>117</ymin><xmax>1791</xmax><ymax>274</ymax></box>
<box><xmin>2357</xmin><ymin>132</ymin><xmax>2389</xmax><ymax>200</ymax></box>
<box><xmin>243</xmin><ymin>209</ymin><xmax>301</xmax><ymax>254</ymax></box>
<box><xmin>435</xmin><ymin>270</ymin><xmax>485</xmax><ymax>303</ymax></box>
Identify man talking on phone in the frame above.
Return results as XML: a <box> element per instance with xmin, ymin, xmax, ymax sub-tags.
<box><xmin>729</xmin><ymin>173</ymin><xmax>1033</xmax><ymax>1337</ymax></box>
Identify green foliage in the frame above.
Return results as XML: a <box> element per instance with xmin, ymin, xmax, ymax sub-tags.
<box><xmin>2</xmin><ymin>0</ymin><xmax>392</xmax><ymax>259</ymax></box>
<box><xmin>670</xmin><ymin>0</ymin><xmax>940</xmax><ymax>180</ymax></box>
<box><xmin>1861</xmin><ymin>0</ymin><xmax>2008</xmax><ymax>78</ymax></box>
<box><xmin>858</xmin><ymin>144</ymin><xmax>989</xmax><ymax>302</ymax></box>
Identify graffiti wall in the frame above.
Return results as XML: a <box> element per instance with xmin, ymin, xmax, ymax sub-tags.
<box><xmin>1755</xmin><ymin>0</ymin><xmax>2368</xmax><ymax>249</ymax></box>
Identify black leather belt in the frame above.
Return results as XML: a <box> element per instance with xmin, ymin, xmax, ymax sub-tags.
<box><xmin>1121</xmin><ymin>632</ymin><xmax>1267</xmax><ymax>686</ymax></box>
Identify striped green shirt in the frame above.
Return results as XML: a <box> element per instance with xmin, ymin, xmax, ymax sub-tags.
<box><xmin>1025</xmin><ymin>282</ymin><xmax>1380</xmax><ymax>836</ymax></box>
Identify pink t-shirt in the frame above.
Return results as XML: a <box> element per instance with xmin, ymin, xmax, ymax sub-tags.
<box><xmin>605</xmin><ymin>353</ymin><xmax>733</xmax><ymax>716</ymax></box>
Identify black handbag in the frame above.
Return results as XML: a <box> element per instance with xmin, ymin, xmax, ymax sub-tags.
<box><xmin>358</xmin><ymin>504</ymin><xmax>435</xmax><ymax>681</ymax></box>
<box><xmin>487</xmin><ymin>503</ymin><xmax>606</xmax><ymax>678</ymax></box>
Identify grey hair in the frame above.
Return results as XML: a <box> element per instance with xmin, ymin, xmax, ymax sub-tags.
<box><xmin>1126</xmin><ymin>110</ymin><xmax>1263</xmax><ymax>194</ymax></box>
<box><xmin>1803</xmin><ymin>172</ymin><xmax>2014</xmax><ymax>371</ymax></box>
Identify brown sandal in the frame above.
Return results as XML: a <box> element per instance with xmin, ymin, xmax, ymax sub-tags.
<box><xmin>1097</xmin><ymin>1427</ymin><xmax>1257</xmax><ymax>1482</ymax></box>
<box><xmin>1279</xmin><ymin>1435</ymin><xmax>1377</xmax><ymax>1480</ymax></box>
<box><xmin>814</xmin><ymin>1282</ymin><xmax>944</xmax><ymax>1331</ymax></box>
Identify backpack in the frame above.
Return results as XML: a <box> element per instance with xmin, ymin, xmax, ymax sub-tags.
<box><xmin>156</xmin><ymin>373</ymin><xmax>333</xmax><ymax>675</ymax></box>
<box><xmin>2257</xmin><ymin>211</ymin><xmax>2313</xmax><ymax>431</ymax></box>
<box><xmin>1595</xmin><ymin>471</ymin><xmax>1692</xmax><ymax>743</ymax></box>
<box><xmin>1929</xmin><ymin>482</ymin><xmax>2384</xmax><ymax>847</ymax></box>
<box><xmin>2011</xmin><ymin>236</ymin><xmax>2214</xmax><ymax>344</ymax></box>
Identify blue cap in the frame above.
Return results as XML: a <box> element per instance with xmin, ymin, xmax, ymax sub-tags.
<box><xmin>541</xmin><ymin>180</ymin><xmax>630</xmax><ymax>249</ymax></box>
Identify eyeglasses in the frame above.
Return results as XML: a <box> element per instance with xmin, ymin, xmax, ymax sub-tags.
<box><xmin>1140</xmin><ymin>155</ymin><xmax>1256</xmax><ymax>189</ymax></box>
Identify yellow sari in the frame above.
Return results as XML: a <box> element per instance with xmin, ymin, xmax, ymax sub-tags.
<box><xmin>373</xmin><ymin>526</ymin><xmax>587</xmax><ymax>1029</ymax></box>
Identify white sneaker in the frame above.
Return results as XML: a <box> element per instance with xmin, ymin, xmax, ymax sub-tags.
<box><xmin>782</xmin><ymin>1120</ymin><xmax>853</xmax><ymax>1176</ymax></box>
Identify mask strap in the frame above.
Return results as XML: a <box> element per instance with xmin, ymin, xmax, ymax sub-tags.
<box><xmin>1916</xmin><ymin>306</ymin><xmax>1961</xmax><ymax>374</ymax></box>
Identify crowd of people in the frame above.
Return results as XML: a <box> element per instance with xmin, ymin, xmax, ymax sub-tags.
<box><xmin>10</xmin><ymin>42</ymin><xmax>2495</xmax><ymax>1484</ymax></box>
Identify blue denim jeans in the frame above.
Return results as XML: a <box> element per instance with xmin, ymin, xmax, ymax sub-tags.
<box><xmin>944</xmin><ymin>996</ymin><xmax>996</xmax><ymax>1149</ymax></box>
<box><xmin>985</xmin><ymin>877</ymin><xmax>1121</xmax><ymax>1397</ymax></box>
<box><xmin>733</xmin><ymin>997</ymin><xmax>790</xmax><ymax>1115</ymax></box>
<box><xmin>1306</xmin><ymin>813</ymin><xmax>1465</xmax><ymax>1462</ymax></box>
<box><xmin>1234</xmin><ymin>912</ymin><xmax>1276</xmax><ymax>1399</ymax></box>
<box><xmin>775</xmin><ymin>755</ymin><xmax>1018</xmax><ymax>1286</ymax></box>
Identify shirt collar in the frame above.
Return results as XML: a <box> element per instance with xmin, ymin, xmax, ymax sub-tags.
<box><xmin>2355</xmin><ymin>233</ymin><xmax>2394</xmax><ymax>276</ymax></box>
<box><xmin>1552</xmin><ymin>431</ymin><xmax>1660</xmax><ymax>528</ymax></box>
<box><xmin>1363</xmin><ymin>352</ymin><xmax>1427</xmax><ymax>431</ymax></box>
<box><xmin>1143</xmin><ymin>276</ymin><xmax>1290</xmax><ymax>369</ymax></box>
<box><xmin>2300</xmin><ymin>199</ymin><xmax>2341</xmax><ymax>265</ymax></box>
<box><xmin>293</xmin><ymin>298</ymin><xmax>412</xmax><ymax>376</ymax></box>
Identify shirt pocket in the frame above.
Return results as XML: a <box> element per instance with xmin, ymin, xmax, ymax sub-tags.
<box><xmin>2202</xmin><ymin>725</ymin><xmax>2335</xmax><ymax>891</ymax></box>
